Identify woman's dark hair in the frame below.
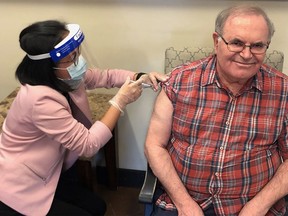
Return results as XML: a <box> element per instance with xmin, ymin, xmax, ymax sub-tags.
<box><xmin>16</xmin><ymin>20</ymin><xmax>72</xmax><ymax>92</ymax></box>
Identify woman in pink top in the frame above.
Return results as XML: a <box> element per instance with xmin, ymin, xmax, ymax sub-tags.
<box><xmin>0</xmin><ymin>20</ymin><xmax>168</xmax><ymax>216</ymax></box>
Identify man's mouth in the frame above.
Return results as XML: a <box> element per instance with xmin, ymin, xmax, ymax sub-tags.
<box><xmin>234</xmin><ymin>60</ymin><xmax>256</xmax><ymax>66</ymax></box>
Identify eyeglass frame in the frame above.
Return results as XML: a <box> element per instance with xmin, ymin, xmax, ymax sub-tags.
<box><xmin>58</xmin><ymin>46</ymin><xmax>81</xmax><ymax>66</ymax></box>
<box><xmin>216</xmin><ymin>32</ymin><xmax>270</xmax><ymax>54</ymax></box>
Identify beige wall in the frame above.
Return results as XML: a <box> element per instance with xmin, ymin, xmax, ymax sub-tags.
<box><xmin>1</xmin><ymin>0</ymin><xmax>287</xmax><ymax>170</ymax></box>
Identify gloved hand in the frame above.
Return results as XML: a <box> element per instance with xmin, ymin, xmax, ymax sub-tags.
<box><xmin>138</xmin><ymin>72</ymin><xmax>169</xmax><ymax>91</ymax></box>
<box><xmin>109</xmin><ymin>77</ymin><xmax>143</xmax><ymax>113</ymax></box>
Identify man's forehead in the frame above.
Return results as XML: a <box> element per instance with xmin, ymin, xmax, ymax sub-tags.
<box><xmin>223</xmin><ymin>15</ymin><xmax>269</xmax><ymax>38</ymax></box>
<box><xmin>224</xmin><ymin>14</ymin><xmax>267</xmax><ymax>28</ymax></box>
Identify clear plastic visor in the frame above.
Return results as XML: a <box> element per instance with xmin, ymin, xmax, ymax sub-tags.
<box><xmin>50</xmin><ymin>24</ymin><xmax>84</xmax><ymax>62</ymax></box>
<box><xmin>27</xmin><ymin>23</ymin><xmax>84</xmax><ymax>62</ymax></box>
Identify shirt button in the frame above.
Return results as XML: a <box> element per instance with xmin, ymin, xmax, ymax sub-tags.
<box><xmin>226</xmin><ymin>121</ymin><xmax>229</xmax><ymax>125</ymax></box>
<box><xmin>220</xmin><ymin>146</ymin><xmax>224</xmax><ymax>150</ymax></box>
<box><xmin>215</xmin><ymin>172</ymin><xmax>219</xmax><ymax>177</ymax></box>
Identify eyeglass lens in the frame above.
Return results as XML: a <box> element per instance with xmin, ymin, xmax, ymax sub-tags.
<box><xmin>218</xmin><ymin>33</ymin><xmax>268</xmax><ymax>54</ymax></box>
<box><xmin>228</xmin><ymin>41</ymin><xmax>267</xmax><ymax>54</ymax></box>
<box><xmin>59</xmin><ymin>47</ymin><xmax>81</xmax><ymax>66</ymax></box>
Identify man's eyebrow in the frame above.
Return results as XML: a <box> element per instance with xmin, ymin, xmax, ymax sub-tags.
<box><xmin>229</xmin><ymin>37</ymin><xmax>243</xmax><ymax>41</ymax></box>
<box><xmin>230</xmin><ymin>37</ymin><xmax>266</xmax><ymax>44</ymax></box>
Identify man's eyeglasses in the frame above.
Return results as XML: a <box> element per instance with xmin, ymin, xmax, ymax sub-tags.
<box><xmin>217</xmin><ymin>33</ymin><xmax>269</xmax><ymax>54</ymax></box>
<box><xmin>59</xmin><ymin>47</ymin><xmax>81</xmax><ymax>66</ymax></box>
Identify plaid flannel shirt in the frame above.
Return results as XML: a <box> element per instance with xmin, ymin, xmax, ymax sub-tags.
<box><xmin>157</xmin><ymin>55</ymin><xmax>288</xmax><ymax>215</ymax></box>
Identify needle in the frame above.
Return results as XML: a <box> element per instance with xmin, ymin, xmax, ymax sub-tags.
<box><xmin>129</xmin><ymin>80</ymin><xmax>153</xmax><ymax>88</ymax></box>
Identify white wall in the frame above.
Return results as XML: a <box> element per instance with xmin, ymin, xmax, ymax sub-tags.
<box><xmin>1</xmin><ymin>0</ymin><xmax>287</xmax><ymax>171</ymax></box>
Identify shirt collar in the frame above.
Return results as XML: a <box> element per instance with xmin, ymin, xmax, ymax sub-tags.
<box><xmin>200</xmin><ymin>55</ymin><xmax>263</xmax><ymax>92</ymax></box>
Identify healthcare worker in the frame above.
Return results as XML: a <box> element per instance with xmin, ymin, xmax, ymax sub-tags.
<box><xmin>0</xmin><ymin>20</ymin><xmax>168</xmax><ymax>216</ymax></box>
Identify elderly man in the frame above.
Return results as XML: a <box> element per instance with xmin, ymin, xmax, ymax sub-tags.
<box><xmin>145</xmin><ymin>5</ymin><xmax>288</xmax><ymax>216</ymax></box>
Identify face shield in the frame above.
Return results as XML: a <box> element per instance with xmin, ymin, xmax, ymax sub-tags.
<box><xmin>27</xmin><ymin>24</ymin><xmax>85</xmax><ymax>62</ymax></box>
<box><xmin>27</xmin><ymin>23</ymin><xmax>100</xmax><ymax>77</ymax></box>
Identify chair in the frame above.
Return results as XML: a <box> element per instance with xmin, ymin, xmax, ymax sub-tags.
<box><xmin>138</xmin><ymin>47</ymin><xmax>284</xmax><ymax>215</ymax></box>
<box><xmin>164</xmin><ymin>47</ymin><xmax>284</xmax><ymax>74</ymax></box>
<box><xmin>76</xmin><ymin>92</ymin><xmax>118</xmax><ymax>191</ymax></box>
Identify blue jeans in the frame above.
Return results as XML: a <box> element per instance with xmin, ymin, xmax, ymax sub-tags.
<box><xmin>152</xmin><ymin>204</ymin><xmax>216</xmax><ymax>216</ymax></box>
<box><xmin>151</xmin><ymin>188</ymin><xmax>216</xmax><ymax>216</ymax></box>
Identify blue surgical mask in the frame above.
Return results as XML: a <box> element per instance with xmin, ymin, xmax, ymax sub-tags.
<box><xmin>60</xmin><ymin>72</ymin><xmax>86</xmax><ymax>90</ymax></box>
<box><xmin>66</xmin><ymin>55</ymin><xmax>87</xmax><ymax>79</ymax></box>
<box><xmin>56</xmin><ymin>55</ymin><xmax>87</xmax><ymax>89</ymax></box>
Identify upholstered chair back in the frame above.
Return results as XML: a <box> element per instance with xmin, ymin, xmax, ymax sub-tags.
<box><xmin>164</xmin><ymin>47</ymin><xmax>284</xmax><ymax>74</ymax></box>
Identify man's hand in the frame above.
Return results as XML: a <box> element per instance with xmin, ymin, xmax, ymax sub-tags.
<box><xmin>238</xmin><ymin>200</ymin><xmax>269</xmax><ymax>216</ymax></box>
<box><xmin>176</xmin><ymin>199</ymin><xmax>204</xmax><ymax>216</ymax></box>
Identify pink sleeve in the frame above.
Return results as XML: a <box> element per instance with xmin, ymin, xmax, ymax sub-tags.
<box><xmin>84</xmin><ymin>68</ymin><xmax>135</xmax><ymax>90</ymax></box>
<box><xmin>31</xmin><ymin>91</ymin><xmax>113</xmax><ymax>160</ymax></box>
<box><xmin>63</xmin><ymin>121</ymin><xmax>112</xmax><ymax>170</ymax></box>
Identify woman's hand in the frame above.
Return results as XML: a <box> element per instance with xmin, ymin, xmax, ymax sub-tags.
<box><xmin>109</xmin><ymin>77</ymin><xmax>143</xmax><ymax>113</ymax></box>
<box><xmin>139</xmin><ymin>72</ymin><xmax>169</xmax><ymax>91</ymax></box>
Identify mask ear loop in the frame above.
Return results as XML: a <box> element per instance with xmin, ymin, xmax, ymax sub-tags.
<box><xmin>81</xmin><ymin>41</ymin><xmax>99</xmax><ymax>69</ymax></box>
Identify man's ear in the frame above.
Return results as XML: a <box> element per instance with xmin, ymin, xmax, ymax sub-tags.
<box><xmin>212</xmin><ymin>32</ymin><xmax>220</xmax><ymax>54</ymax></box>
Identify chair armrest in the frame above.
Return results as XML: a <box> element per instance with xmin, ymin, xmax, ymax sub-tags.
<box><xmin>139</xmin><ymin>164</ymin><xmax>157</xmax><ymax>203</ymax></box>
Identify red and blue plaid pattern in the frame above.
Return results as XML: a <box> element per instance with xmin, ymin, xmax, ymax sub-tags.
<box><xmin>157</xmin><ymin>55</ymin><xmax>288</xmax><ymax>215</ymax></box>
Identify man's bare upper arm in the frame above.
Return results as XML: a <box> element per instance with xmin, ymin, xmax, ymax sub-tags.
<box><xmin>146</xmin><ymin>89</ymin><xmax>173</xmax><ymax>148</ymax></box>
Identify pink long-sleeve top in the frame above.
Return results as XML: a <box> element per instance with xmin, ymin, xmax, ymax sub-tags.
<box><xmin>0</xmin><ymin>68</ymin><xmax>134</xmax><ymax>216</ymax></box>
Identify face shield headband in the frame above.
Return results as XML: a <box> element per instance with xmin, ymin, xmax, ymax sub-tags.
<box><xmin>27</xmin><ymin>24</ymin><xmax>85</xmax><ymax>62</ymax></box>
